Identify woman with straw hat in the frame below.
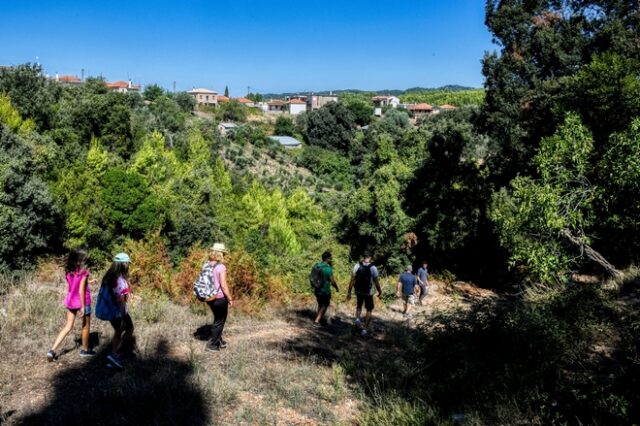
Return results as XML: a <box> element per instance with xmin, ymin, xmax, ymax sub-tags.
<box><xmin>204</xmin><ymin>243</ymin><xmax>234</xmax><ymax>352</ymax></box>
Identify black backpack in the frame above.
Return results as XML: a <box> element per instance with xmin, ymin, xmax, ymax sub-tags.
<box><xmin>309</xmin><ymin>263</ymin><xmax>324</xmax><ymax>290</ymax></box>
<box><xmin>354</xmin><ymin>262</ymin><xmax>373</xmax><ymax>294</ymax></box>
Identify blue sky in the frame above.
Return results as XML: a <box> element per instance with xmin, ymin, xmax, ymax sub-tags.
<box><xmin>0</xmin><ymin>0</ymin><xmax>496</xmax><ymax>95</ymax></box>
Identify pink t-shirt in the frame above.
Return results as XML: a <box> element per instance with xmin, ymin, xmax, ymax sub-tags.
<box><xmin>63</xmin><ymin>269</ymin><xmax>91</xmax><ymax>309</ymax></box>
<box><xmin>212</xmin><ymin>263</ymin><xmax>227</xmax><ymax>299</ymax></box>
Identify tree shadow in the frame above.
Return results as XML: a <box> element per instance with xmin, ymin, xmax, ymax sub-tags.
<box><xmin>275</xmin><ymin>285</ymin><xmax>638</xmax><ymax>424</ymax></box>
<box><xmin>17</xmin><ymin>339</ymin><xmax>210</xmax><ymax>426</ymax></box>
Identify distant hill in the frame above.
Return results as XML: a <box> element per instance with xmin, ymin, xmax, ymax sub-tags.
<box><xmin>261</xmin><ymin>85</ymin><xmax>478</xmax><ymax>99</ymax></box>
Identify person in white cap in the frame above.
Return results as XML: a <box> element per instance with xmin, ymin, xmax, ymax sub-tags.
<box><xmin>204</xmin><ymin>243</ymin><xmax>234</xmax><ymax>353</ymax></box>
<box><xmin>102</xmin><ymin>252</ymin><xmax>134</xmax><ymax>369</ymax></box>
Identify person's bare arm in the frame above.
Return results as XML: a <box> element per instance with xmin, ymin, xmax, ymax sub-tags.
<box><xmin>78</xmin><ymin>276</ymin><xmax>87</xmax><ymax>317</ymax></box>
<box><xmin>375</xmin><ymin>278</ymin><xmax>382</xmax><ymax>298</ymax></box>
<box><xmin>347</xmin><ymin>276</ymin><xmax>355</xmax><ymax>300</ymax></box>
<box><xmin>331</xmin><ymin>275</ymin><xmax>339</xmax><ymax>292</ymax></box>
<box><xmin>220</xmin><ymin>269</ymin><xmax>234</xmax><ymax>307</ymax></box>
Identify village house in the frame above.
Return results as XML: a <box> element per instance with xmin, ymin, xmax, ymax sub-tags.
<box><xmin>216</xmin><ymin>95</ymin><xmax>230</xmax><ymax>103</ymax></box>
<box><xmin>438</xmin><ymin>104</ymin><xmax>458</xmax><ymax>112</ymax></box>
<box><xmin>107</xmin><ymin>80</ymin><xmax>141</xmax><ymax>93</ymax></box>
<box><xmin>236</xmin><ymin>97</ymin><xmax>254</xmax><ymax>107</ymax></box>
<box><xmin>372</xmin><ymin>95</ymin><xmax>401</xmax><ymax>116</ymax></box>
<box><xmin>187</xmin><ymin>88</ymin><xmax>218</xmax><ymax>106</ymax></box>
<box><xmin>270</xmin><ymin>135</ymin><xmax>302</xmax><ymax>149</ymax></box>
<box><xmin>307</xmin><ymin>94</ymin><xmax>338</xmax><ymax>111</ymax></box>
<box><xmin>287</xmin><ymin>98</ymin><xmax>306</xmax><ymax>115</ymax></box>
<box><xmin>406</xmin><ymin>103</ymin><xmax>433</xmax><ymax>119</ymax></box>
<box><xmin>267</xmin><ymin>99</ymin><xmax>287</xmax><ymax>112</ymax></box>
<box><xmin>53</xmin><ymin>74</ymin><xmax>83</xmax><ymax>86</ymax></box>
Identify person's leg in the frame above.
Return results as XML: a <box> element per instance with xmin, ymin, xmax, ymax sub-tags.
<box><xmin>110</xmin><ymin>318</ymin><xmax>124</xmax><ymax>355</ymax></box>
<box><xmin>209</xmin><ymin>298</ymin><xmax>228</xmax><ymax>348</ymax></box>
<box><xmin>406</xmin><ymin>295</ymin><xmax>414</xmax><ymax>315</ymax></box>
<box><xmin>51</xmin><ymin>310</ymin><xmax>77</xmax><ymax>352</ymax></box>
<box><xmin>81</xmin><ymin>313</ymin><xmax>90</xmax><ymax>351</ymax></box>
<box><xmin>356</xmin><ymin>294</ymin><xmax>364</xmax><ymax>322</ymax></box>
<box><xmin>419</xmin><ymin>285</ymin><xmax>427</xmax><ymax>305</ymax></box>
<box><xmin>363</xmin><ymin>296</ymin><xmax>374</xmax><ymax>329</ymax></box>
<box><xmin>314</xmin><ymin>294</ymin><xmax>328</xmax><ymax>323</ymax></box>
<box><xmin>402</xmin><ymin>295</ymin><xmax>408</xmax><ymax>314</ymax></box>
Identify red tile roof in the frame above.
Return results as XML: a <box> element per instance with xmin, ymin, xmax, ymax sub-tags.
<box><xmin>407</xmin><ymin>103</ymin><xmax>433</xmax><ymax>111</ymax></box>
<box><xmin>287</xmin><ymin>98</ymin><xmax>305</xmax><ymax>104</ymax></box>
<box><xmin>268</xmin><ymin>100</ymin><xmax>286</xmax><ymax>106</ymax></box>
<box><xmin>58</xmin><ymin>75</ymin><xmax>81</xmax><ymax>83</ymax></box>
<box><xmin>439</xmin><ymin>104</ymin><xmax>457</xmax><ymax>110</ymax></box>
<box><xmin>236</xmin><ymin>97</ymin><xmax>252</xmax><ymax>103</ymax></box>
<box><xmin>107</xmin><ymin>80</ymin><xmax>129</xmax><ymax>89</ymax></box>
<box><xmin>216</xmin><ymin>95</ymin><xmax>230</xmax><ymax>102</ymax></box>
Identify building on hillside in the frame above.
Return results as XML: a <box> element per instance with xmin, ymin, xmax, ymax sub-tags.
<box><xmin>218</xmin><ymin>122</ymin><xmax>238</xmax><ymax>136</ymax></box>
<box><xmin>54</xmin><ymin>74</ymin><xmax>83</xmax><ymax>86</ymax></box>
<box><xmin>437</xmin><ymin>104</ymin><xmax>458</xmax><ymax>112</ymax></box>
<box><xmin>307</xmin><ymin>94</ymin><xmax>338</xmax><ymax>111</ymax></box>
<box><xmin>187</xmin><ymin>88</ymin><xmax>218</xmax><ymax>106</ymax></box>
<box><xmin>236</xmin><ymin>97</ymin><xmax>254</xmax><ymax>107</ymax></box>
<box><xmin>267</xmin><ymin>99</ymin><xmax>287</xmax><ymax>112</ymax></box>
<box><xmin>372</xmin><ymin>95</ymin><xmax>400</xmax><ymax>116</ymax></box>
<box><xmin>216</xmin><ymin>95</ymin><xmax>230</xmax><ymax>103</ymax></box>
<box><xmin>107</xmin><ymin>80</ymin><xmax>141</xmax><ymax>93</ymax></box>
<box><xmin>406</xmin><ymin>103</ymin><xmax>433</xmax><ymax>119</ymax></box>
<box><xmin>270</xmin><ymin>135</ymin><xmax>302</xmax><ymax>149</ymax></box>
<box><xmin>287</xmin><ymin>98</ymin><xmax>306</xmax><ymax>115</ymax></box>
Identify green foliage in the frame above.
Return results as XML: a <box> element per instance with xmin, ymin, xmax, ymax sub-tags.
<box><xmin>305</xmin><ymin>102</ymin><xmax>356</xmax><ymax>153</ymax></box>
<box><xmin>273</xmin><ymin>115</ymin><xmax>295</xmax><ymax>136</ymax></box>
<box><xmin>339</xmin><ymin>92</ymin><xmax>374</xmax><ymax>126</ymax></box>
<box><xmin>297</xmin><ymin>146</ymin><xmax>353</xmax><ymax>190</ymax></box>
<box><xmin>143</xmin><ymin>84</ymin><xmax>164</xmax><ymax>102</ymax></box>
<box><xmin>171</xmin><ymin>91</ymin><xmax>196</xmax><ymax>113</ymax></box>
<box><xmin>491</xmin><ymin>114</ymin><xmax>595</xmax><ymax>282</ymax></box>
<box><xmin>215</xmin><ymin>100</ymin><xmax>247</xmax><ymax>122</ymax></box>
<box><xmin>400</xmin><ymin>89</ymin><xmax>484</xmax><ymax>106</ymax></box>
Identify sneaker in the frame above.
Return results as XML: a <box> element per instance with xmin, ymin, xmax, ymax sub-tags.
<box><xmin>219</xmin><ymin>339</ymin><xmax>228</xmax><ymax>349</ymax></box>
<box><xmin>204</xmin><ymin>343</ymin><xmax>221</xmax><ymax>353</ymax></box>
<box><xmin>47</xmin><ymin>350</ymin><xmax>58</xmax><ymax>362</ymax></box>
<box><xmin>355</xmin><ymin>318</ymin><xmax>362</xmax><ymax>327</ymax></box>
<box><xmin>312</xmin><ymin>322</ymin><xmax>322</xmax><ymax>328</ymax></box>
<box><xmin>79</xmin><ymin>349</ymin><xmax>97</xmax><ymax>358</ymax></box>
<box><xmin>360</xmin><ymin>329</ymin><xmax>368</xmax><ymax>337</ymax></box>
<box><xmin>107</xmin><ymin>353</ymin><xmax>124</xmax><ymax>369</ymax></box>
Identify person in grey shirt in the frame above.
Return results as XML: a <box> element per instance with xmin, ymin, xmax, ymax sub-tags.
<box><xmin>347</xmin><ymin>251</ymin><xmax>382</xmax><ymax>337</ymax></box>
<box><xmin>417</xmin><ymin>260</ymin><xmax>429</xmax><ymax>305</ymax></box>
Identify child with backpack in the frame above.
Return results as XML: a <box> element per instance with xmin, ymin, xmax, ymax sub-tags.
<box><xmin>347</xmin><ymin>251</ymin><xmax>382</xmax><ymax>337</ymax></box>
<box><xmin>47</xmin><ymin>249</ymin><xmax>97</xmax><ymax>361</ymax></box>
<box><xmin>96</xmin><ymin>253</ymin><xmax>134</xmax><ymax>369</ymax></box>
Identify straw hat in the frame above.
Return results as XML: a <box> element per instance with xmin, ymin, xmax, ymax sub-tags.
<box><xmin>211</xmin><ymin>242</ymin><xmax>228</xmax><ymax>253</ymax></box>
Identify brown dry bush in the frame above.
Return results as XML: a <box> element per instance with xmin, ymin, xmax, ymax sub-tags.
<box><xmin>122</xmin><ymin>233</ymin><xmax>174</xmax><ymax>297</ymax></box>
<box><xmin>173</xmin><ymin>245</ymin><xmax>209</xmax><ymax>303</ymax></box>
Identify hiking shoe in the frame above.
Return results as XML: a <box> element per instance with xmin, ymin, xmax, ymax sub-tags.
<box><xmin>354</xmin><ymin>318</ymin><xmax>361</xmax><ymax>327</ymax></box>
<box><xmin>219</xmin><ymin>339</ymin><xmax>228</xmax><ymax>349</ymax></box>
<box><xmin>312</xmin><ymin>322</ymin><xmax>322</xmax><ymax>328</ymax></box>
<box><xmin>360</xmin><ymin>329</ymin><xmax>368</xmax><ymax>337</ymax></box>
<box><xmin>204</xmin><ymin>343</ymin><xmax>221</xmax><ymax>353</ymax></box>
<box><xmin>79</xmin><ymin>349</ymin><xmax>97</xmax><ymax>358</ymax></box>
<box><xmin>107</xmin><ymin>353</ymin><xmax>124</xmax><ymax>369</ymax></box>
<box><xmin>47</xmin><ymin>350</ymin><xmax>58</xmax><ymax>362</ymax></box>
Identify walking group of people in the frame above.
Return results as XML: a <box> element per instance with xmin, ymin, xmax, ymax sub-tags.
<box><xmin>47</xmin><ymin>242</ymin><xmax>233</xmax><ymax>369</ymax></box>
<box><xmin>47</xmin><ymin>243</ymin><xmax>428</xmax><ymax>367</ymax></box>
<box><xmin>311</xmin><ymin>251</ymin><xmax>429</xmax><ymax>336</ymax></box>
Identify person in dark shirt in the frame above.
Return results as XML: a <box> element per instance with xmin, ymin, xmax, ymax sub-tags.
<box><xmin>313</xmin><ymin>251</ymin><xmax>339</xmax><ymax>327</ymax></box>
<box><xmin>397</xmin><ymin>265</ymin><xmax>418</xmax><ymax>318</ymax></box>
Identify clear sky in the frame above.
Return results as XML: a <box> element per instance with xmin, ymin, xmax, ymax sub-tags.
<box><xmin>0</xmin><ymin>0</ymin><xmax>496</xmax><ymax>95</ymax></box>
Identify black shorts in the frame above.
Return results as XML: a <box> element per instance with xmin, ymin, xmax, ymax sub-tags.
<box><xmin>315</xmin><ymin>293</ymin><xmax>331</xmax><ymax>308</ymax></box>
<box><xmin>356</xmin><ymin>293</ymin><xmax>374</xmax><ymax>311</ymax></box>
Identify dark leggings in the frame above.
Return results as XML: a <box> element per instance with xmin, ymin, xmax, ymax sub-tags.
<box><xmin>206</xmin><ymin>298</ymin><xmax>228</xmax><ymax>346</ymax></box>
<box><xmin>110</xmin><ymin>313</ymin><xmax>134</xmax><ymax>354</ymax></box>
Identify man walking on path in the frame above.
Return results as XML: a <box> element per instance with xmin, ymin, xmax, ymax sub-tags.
<box><xmin>347</xmin><ymin>251</ymin><xmax>382</xmax><ymax>337</ymax></box>
<box><xmin>397</xmin><ymin>265</ymin><xmax>419</xmax><ymax>318</ymax></box>
<box><xmin>312</xmin><ymin>251</ymin><xmax>339</xmax><ymax>327</ymax></box>
<box><xmin>417</xmin><ymin>260</ymin><xmax>429</xmax><ymax>305</ymax></box>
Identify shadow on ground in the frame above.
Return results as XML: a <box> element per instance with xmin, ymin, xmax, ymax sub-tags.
<box><xmin>16</xmin><ymin>339</ymin><xmax>209</xmax><ymax>426</ymax></box>
<box><xmin>276</xmin><ymin>283</ymin><xmax>640</xmax><ymax>424</ymax></box>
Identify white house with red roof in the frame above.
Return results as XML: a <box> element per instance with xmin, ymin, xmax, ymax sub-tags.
<box><xmin>107</xmin><ymin>80</ymin><xmax>141</xmax><ymax>93</ymax></box>
<box><xmin>287</xmin><ymin>98</ymin><xmax>306</xmax><ymax>115</ymax></box>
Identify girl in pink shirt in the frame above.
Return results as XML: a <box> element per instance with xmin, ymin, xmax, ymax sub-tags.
<box><xmin>47</xmin><ymin>249</ymin><xmax>96</xmax><ymax>361</ymax></box>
